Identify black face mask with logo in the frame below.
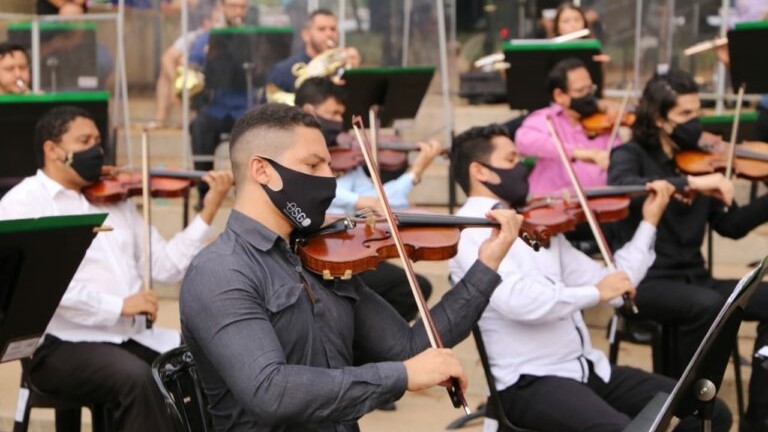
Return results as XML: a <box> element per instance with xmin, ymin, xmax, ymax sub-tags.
<box><xmin>668</xmin><ymin>117</ymin><xmax>703</xmax><ymax>151</ymax></box>
<box><xmin>261</xmin><ymin>157</ymin><xmax>337</xmax><ymax>234</ymax></box>
<box><xmin>63</xmin><ymin>145</ymin><xmax>105</xmax><ymax>183</ymax></box>
<box><xmin>479</xmin><ymin>162</ymin><xmax>531</xmax><ymax>208</ymax></box>
<box><xmin>570</xmin><ymin>94</ymin><xmax>600</xmax><ymax>118</ymax></box>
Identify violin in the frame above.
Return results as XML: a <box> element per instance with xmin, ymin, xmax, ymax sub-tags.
<box><xmin>330</xmin><ymin>132</ymin><xmax>448</xmax><ymax>173</ymax></box>
<box><xmin>296</xmin><ymin>212</ymin><xmax>545</xmax><ymax>279</ymax></box>
<box><xmin>581</xmin><ymin>112</ymin><xmax>636</xmax><ymax>137</ymax></box>
<box><xmin>83</xmin><ymin>167</ymin><xmax>208</xmax><ymax>204</ymax></box>
<box><xmin>675</xmin><ymin>141</ymin><xmax>768</xmax><ymax>181</ymax></box>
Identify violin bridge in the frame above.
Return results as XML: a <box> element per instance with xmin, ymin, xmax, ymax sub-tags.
<box><xmin>365</xmin><ymin>214</ymin><xmax>376</xmax><ymax>231</ymax></box>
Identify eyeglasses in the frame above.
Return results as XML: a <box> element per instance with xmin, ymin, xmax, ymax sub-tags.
<box><xmin>568</xmin><ymin>83</ymin><xmax>597</xmax><ymax>98</ymax></box>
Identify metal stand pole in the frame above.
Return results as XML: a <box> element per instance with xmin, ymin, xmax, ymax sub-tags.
<box><xmin>436</xmin><ymin>0</ymin><xmax>455</xmax><ymax>212</ymax></box>
<box><xmin>181</xmin><ymin>0</ymin><xmax>191</xmax><ymax>169</ymax></box>
<box><xmin>31</xmin><ymin>17</ymin><xmax>41</xmax><ymax>93</ymax></box>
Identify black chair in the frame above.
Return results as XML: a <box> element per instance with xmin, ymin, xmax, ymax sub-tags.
<box><xmin>469</xmin><ymin>326</ymin><xmax>538</xmax><ymax>432</ymax></box>
<box><xmin>13</xmin><ymin>359</ymin><xmax>115</xmax><ymax>432</ymax></box>
<box><xmin>152</xmin><ymin>346</ymin><xmax>212</xmax><ymax>432</ymax></box>
<box><xmin>607</xmin><ymin>311</ymin><xmax>746</xmax><ymax>418</ymax></box>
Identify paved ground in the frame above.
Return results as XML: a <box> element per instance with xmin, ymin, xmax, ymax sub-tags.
<box><xmin>0</xmin><ymin>98</ymin><xmax>765</xmax><ymax>431</ymax></box>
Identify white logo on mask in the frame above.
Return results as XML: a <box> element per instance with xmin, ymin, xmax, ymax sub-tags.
<box><xmin>285</xmin><ymin>202</ymin><xmax>312</xmax><ymax>227</ymax></box>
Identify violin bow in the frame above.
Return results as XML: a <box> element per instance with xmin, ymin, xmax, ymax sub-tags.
<box><xmin>545</xmin><ymin>116</ymin><xmax>639</xmax><ymax>315</ymax></box>
<box><xmin>607</xmin><ymin>82</ymin><xmax>632</xmax><ymax>151</ymax></box>
<box><xmin>140</xmin><ymin>129</ymin><xmax>154</xmax><ymax>329</ymax></box>
<box><xmin>725</xmin><ymin>83</ymin><xmax>746</xmax><ymax>180</ymax></box>
<box><xmin>351</xmin><ymin>116</ymin><xmax>471</xmax><ymax>415</ymax></box>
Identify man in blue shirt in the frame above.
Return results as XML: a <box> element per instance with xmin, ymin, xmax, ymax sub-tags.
<box><xmin>189</xmin><ymin>0</ymin><xmax>250</xmax><ymax>206</ymax></box>
<box><xmin>267</xmin><ymin>9</ymin><xmax>361</xmax><ymax>94</ymax></box>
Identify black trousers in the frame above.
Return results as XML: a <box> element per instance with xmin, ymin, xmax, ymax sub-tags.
<box><xmin>29</xmin><ymin>336</ymin><xmax>175</xmax><ymax>432</ymax></box>
<box><xmin>190</xmin><ymin>113</ymin><xmax>235</xmax><ymax>199</ymax></box>
<box><xmin>500</xmin><ymin>364</ymin><xmax>732</xmax><ymax>432</ymax></box>
<box><xmin>358</xmin><ymin>261</ymin><xmax>433</xmax><ymax>322</ymax></box>
<box><xmin>636</xmin><ymin>275</ymin><xmax>768</xmax><ymax>423</ymax></box>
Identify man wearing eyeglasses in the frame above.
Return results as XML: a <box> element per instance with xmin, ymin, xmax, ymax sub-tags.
<box><xmin>514</xmin><ymin>58</ymin><xmax>619</xmax><ymax>197</ymax></box>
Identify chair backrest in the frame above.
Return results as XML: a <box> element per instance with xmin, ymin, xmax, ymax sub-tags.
<box><xmin>472</xmin><ymin>326</ymin><xmax>536</xmax><ymax>432</ymax></box>
<box><xmin>151</xmin><ymin>346</ymin><xmax>212</xmax><ymax>432</ymax></box>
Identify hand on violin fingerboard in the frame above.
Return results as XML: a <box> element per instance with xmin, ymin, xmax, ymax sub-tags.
<box><xmin>687</xmin><ymin>173</ymin><xmax>734</xmax><ymax>206</ymax></box>
<box><xmin>409</xmin><ymin>140</ymin><xmax>443</xmax><ymax>184</ymax></box>
<box><xmin>477</xmin><ymin>209</ymin><xmax>524</xmax><ymax>271</ymax></box>
<box><xmin>641</xmin><ymin>180</ymin><xmax>676</xmax><ymax>226</ymax></box>
<box><xmin>199</xmin><ymin>171</ymin><xmax>235</xmax><ymax>224</ymax></box>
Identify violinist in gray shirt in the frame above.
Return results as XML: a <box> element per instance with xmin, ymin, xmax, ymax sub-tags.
<box><xmin>180</xmin><ymin>103</ymin><xmax>524</xmax><ymax>432</ymax></box>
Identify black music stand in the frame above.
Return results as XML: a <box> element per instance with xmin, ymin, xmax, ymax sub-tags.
<box><xmin>503</xmin><ymin>39</ymin><xmax>604</xmax><ymax>111</ymax></box>
<box><xmin>205</xmin><ymin>26</ymin><xmax>293</xmax><ymax>105</ymax></box>
<box><xmin>728</xmin><ymin>21</ymin><xmax>768</xmax><ymax>93</ymax></box>
<box><xmin>0</xmin><ymin>92</ymin><xmax>110</xmax><ymax>197</ymax></box>
<box><xmin>6</xmin><ymin>22</ymin><xmax>99</xmax><ymax>92</ymax></box>
<box><xmin>623</xmin><ymin>255</ymin><xmax>768</xmax><ymax>432</ymax></box>
<box><xmin>701</xmin><ymin>112</ymin><xmax>758</xmax><ymax>143</ymax></box>
<box><xmin>0</xmin><ymin>213</ymin><xmax>106</xmax><ymax>363</ymax></box>
<box><xmin>340</xmin><ymin>66</ymin><xmax>435</xmax><ymax>129</ymax></box>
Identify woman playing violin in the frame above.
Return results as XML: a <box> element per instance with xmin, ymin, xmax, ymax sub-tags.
<box><xmin>448</xmin><ymin>123</ymin><xmax>729</xmax><ymax>432</ymax></box>
<box><xmin>180</xmin><ymin>103</ymin><xmax>523</xmax><ymax>431</ymax></box>
<box><xmin>608</xmin><ymin>69</ymin><xmax>768</xmax><ymax>432</ymax></box>
<box><xmin>0</xmin><ymin>106</ymin><xmax>233</xmax><ymax>431</ymax></box>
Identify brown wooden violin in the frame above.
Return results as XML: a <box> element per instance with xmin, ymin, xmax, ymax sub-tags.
<box><xmin>581</xmin><ymin>112</ymin><xmax>636</xmax><ymax>137</ymax></box>
<box><xmin>675</xmin><ymin>141</ymin><xmax>768</xmax><ymax>181</ymax></box>
<box><xmin>296</xmin><ymin>212</ymin><xmax>545</xmax><ymax>280</ymax></box>
<box><xmin>83</xmin><ymin>167</ymin><xmax>208</xmax><ymax>204</ymax></box>
<box><xmin>330</xmin><ymin>132</ymin><xmax>448</xmax><ymax>173</ymax></box>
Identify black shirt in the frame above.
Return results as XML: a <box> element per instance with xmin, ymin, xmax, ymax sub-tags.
<box><xmin>608</xmin><ymin>140</ymin><xmax>768</xmax><ymax>280</ymax></box>
<box><xmin>37</xmin><ymin>0</ymin><xmax>59</xmax><ymax>14</ymax></box>
<box><xmin>180</xmin><ymin>210</ymin><xmax>501</xmax><ymax>432</ymax></box>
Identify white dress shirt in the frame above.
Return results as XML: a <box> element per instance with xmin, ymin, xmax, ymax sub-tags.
<box><xmin>0</xmin><ymin>170</ymin><xmax>211</xmax><ymax>353</ymax></box>
<box><xmin>449</xmin><ymin>196</ymin><xmax>657</xmax><ymax>390</ymax></box>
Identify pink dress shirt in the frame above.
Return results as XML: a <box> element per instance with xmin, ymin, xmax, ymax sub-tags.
<box><xmin>514</xmin><ymin>104</ymin><xmax>620</xmax><ymax>197</ymax></box>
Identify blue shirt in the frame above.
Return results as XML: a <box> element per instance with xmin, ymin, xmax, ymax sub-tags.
<box><xmin>189</xmin><ymin>31</ymin><xmax>250</xmax><ymax>120</ymax></box>
<box><xmin>267</xmin><ymin>51</ymin><xmax>311</xmax><ymax>93</ymax></box>
<box><xmin>328</xmin><ymin>167</ymin><xmax>415</xmax><ymax>215</ymax></box>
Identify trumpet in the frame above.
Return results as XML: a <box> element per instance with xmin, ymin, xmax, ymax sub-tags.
<box><xmin>173</xmin><ymin>66</ymin><xmax>205</xmax><ymax>98</ymax></box>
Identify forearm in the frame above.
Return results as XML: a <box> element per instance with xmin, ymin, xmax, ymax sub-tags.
<box><xmin>713</xmin><ymin>195</ymin><xmax>768</xmax><ymax>239</ymax></box>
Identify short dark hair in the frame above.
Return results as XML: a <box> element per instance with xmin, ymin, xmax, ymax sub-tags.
<box><xmin>306</xmin><ymin>8</ymin><xmax>335</xmax><ymax>26</ymax></box>
<box><xmin>554</xmin><ymin>3</ymin><xmax>589</xmax><ymax>37</ymax></box>
<box><xmin>295</xmin><ymin>77</ymin><xmax>348</xmax><ymax>108</ymax></box>
<box><xmin>633</xmin><ymin>69</ymin><xmax>698</xmax><ymax>148</ymax></box>
<box><xmin>231</xmin><ymin>103</ymin><xmax>321</xmax><ymax>150</ymax></box>
<box><xmin>451</xmin><ymin>124</ymin><xmax>510</xmax><ymax>195</ymax></box>
<box><xmin>0</xmin><ymin>42</ymin><xmax>28</xmax><ymax>61</ymax></box>
<box><xmin>34</xmin><ymin>106</ymin><xmax>95</xmax><ymax>168</ymax></box>
<box><xmin>546</xmin><ymin>57</ymin><xmax>586</xmax><ymax>99</ymax></box>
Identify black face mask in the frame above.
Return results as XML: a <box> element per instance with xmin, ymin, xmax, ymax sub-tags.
<box><xmin>261</xmin><ymin>157</ymin><xmax>336</xmax><ymax>234</ymax></box>
<box><xmin>315</xmin><ymin>116</ymin><xmax>343</xmax><ymax>147</ymax></box>
<box><xmin>570</xmin><ymin>94</ymin><xmax>599</xmax><ymax>118</ymax></box>
<box><xmin>669</xmin><ymin>117</ymin><xmax>703</xmax><ymax>151</ymax></box>
<box><xmin>62</xmin><ymin>145</ymin><xmax>104</xmax><ymax>183</ymax></box>
<box><xmin>480</xmin><ymin>162</ymin><xmax>531</xmax><ymax>208</ymax></box>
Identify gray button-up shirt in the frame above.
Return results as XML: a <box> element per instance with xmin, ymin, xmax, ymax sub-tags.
<box><xmin>180</xmin><ymin>210</ymin><xmax>501</xmax><ymax>432</ymax></box>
